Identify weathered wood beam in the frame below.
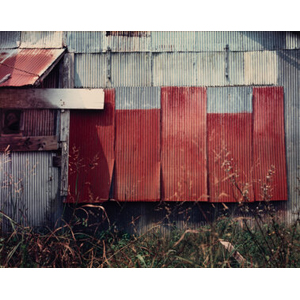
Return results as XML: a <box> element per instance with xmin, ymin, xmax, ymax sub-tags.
<box><xmin>0</xmin><ymin>136</ymin><xmax>58</xmax><ymax>152</ymax></box>
<box><xmin>0</xmin><ymin>88</ymin><xmax>104</xmax><ymax>109</ymax></box>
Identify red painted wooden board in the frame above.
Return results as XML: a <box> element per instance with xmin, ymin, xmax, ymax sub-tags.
<box><xmin>67</xmin><ymin>89</ymin><xmax>115</xmax><ymax>203</ymax></box>
<box><xmin>161</xmin><ymin>87</ymin><xmax>207</xmax><ymax>201</ymax></box>
<box><xmin>253</xmin><ymin>87</ymin><xmax>287</xmax><ymax>201</ymax></box>
<box><xmin>207</xmin><ymin>113</ymin><xmax>254</xmax><ymax>202</ymax></box>
<box><xmin>114</xmin><ymin>109</ymin><xmax>161</xmax><ymax>201</ymax></box>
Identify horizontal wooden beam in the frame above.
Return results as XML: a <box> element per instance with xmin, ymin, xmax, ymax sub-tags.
<box><xmin>0</xmin><ymin>135</ymin><xmax>59</xmax><ymax>152</ymax></box>
<box><xmin>0</xmin><ymin>89</ymin><xmax>104</xmax><ymax>109</ymax></box>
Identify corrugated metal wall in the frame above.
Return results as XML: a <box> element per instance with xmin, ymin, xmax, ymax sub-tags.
<box><xmin>2</xmin><ymin>31</ymin><xmax>300</xmax><ymax>234</ymax></box>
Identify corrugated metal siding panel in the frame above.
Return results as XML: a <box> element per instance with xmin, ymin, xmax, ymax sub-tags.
<box><xmin>228</xmin><ymin>51</ymin><xmax>245</xmax><ymax>86</ymax></box>
<box><xmin>196</xmin><ymin>52</ymin><xmax>226</xmax><ymax>86</ymax></box>
<box><xmin>207</xmin><ymin>87</ymin><xmax>254</xmax><ymax>202</ymax></box>
<box><xmin>22</xmin><ymin>110</ymin><xmax>57</xmax><ymax>136</ymax></box>
<box><xmin>0</xmin><ymin>31</ymin><xmax>21</xmax><ymax>49</ymax></box>
<box><xmin>115</xmin><ymin>87</ymin><xmax>160</xmax><ymax>109</ymax></box>
<box><xmin>20</xmin><ymin>31</ymin><xmax>63</xmax><ymax>48</ymax></box>
<box><xmin>114</xmin><ymin>109</ymin><xmax>161</xmax><ymax>201</ymax></box>
<box><xmin>207</xmin><ymin>113</ymin><xmax>254</xmax><ymax>202</ymax></box>
<box><xmin>74</xmin><ymin>53</ymin><xmax>107</xmax><ymax>88</ymax></box>
<box><xmin>66</xmin><ymin>31</ymin><xmax>105</xmax><ymax>53</ymax></box>
<box><xmin>161</xmin><ymin>87</ymin><xmax>207</xmax><ymax>201</ymax></box>
<box><xmin>110</xmin><ymin>53</ymin><xmax>151</xmax><ymax>87</ymax></box>
<box><xmin>278</xmin><ymin>49</ymin><xmax>300</xmax><ymax>223</ymax></box>
<box><xmin>105</xmin><ymin>32</ymin><xmax>151</xmax><ymax>52</ymax></box>
<box><xmin>285</xmin><ymin>32</ymin><xmax>300</xmax><ymax>50</ymax></box>
<box><xmin>207</xmin><ymin>87</ymin><xmax>252</xmax><ymax>113</ymax></box>
<box><xmin>252</xmin><ymin>87</ymin><xmax>287</xmax><ymax>201</ymax></box>
<box><xmin>68</xmin><ymin>89</ymin><xmax>115</xmax><ymax>203</ymax></box>
<box><xmin>241</xmin><ymin>31</ymin><xmax>286</xmax><ymax>51</ymax></box>
<box><xmin>152</xmin><ymin>53</ymin><xmax>197</xmax><ymax>86</ymax></box>
<box><xmin>244</xmin><ymin>51</ymin><xmax>278</xmax><ymax>85</ymax></box>
<box><xmin>4</xmin><ymin>152</ymin><xmax>59</xmax><ymax>228</ymax></box>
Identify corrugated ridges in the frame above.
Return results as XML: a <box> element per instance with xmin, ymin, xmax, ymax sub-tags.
<box><xmin>207</xmin><ymin>87</ymin><xmax>252</xmax><ymax>113</ymax></box>
<box><xmin>110</xmin><ymin>53</ymin><xmax>151</xmax><ymax>87</ymax></box>
<box><xmin>0</xmin><ymin>48</ymin><xmax>65</xmax><ymax>87</ymax></box>
<box><xmin>66</xmin><ymin>31</ymin><xmax>105</xmax><ymax>53</ymax></box>
<box><xmin>115</xmin><ymin>87</ymin><xmax>160</xmax><ymax>109</ymax></box>
<box><xmin>68</xmin><ymin>89</ymin><xmax>115</xmax><ymax>203</ymax></box>
<box><xmin>74</xmin><ymin>53</ymin><xmax>107</xmax><ymax>88</ymax></box>
<box><xmin>114</xmin><ymin>109</ymin><xmax>161</xmax><ymax>201</ymax></box>
<box><xmin>207</xmin><ymin>113</ymin><xmax>254</xmax><ymax>202</ymax></box>
<box><xmin>20</xmin><ymin>31</ymin><xmax>64</xmax><ymax>48</ymax></box>
<box><xmin>253</xmin><ymin>87</ymin><xmax>287</xmax><ymax>201</ymax></box>
<box><xmin>161</xmin><ymin>87</ymin><xmax>207</xmax><ymax>201</ymax></box>
<box><xmin>0</xmin><ymin>32</ymin><xmax>21</xmax><ymax>49</ymax></box>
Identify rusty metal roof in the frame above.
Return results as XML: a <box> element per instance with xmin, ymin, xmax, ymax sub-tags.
<box><xmin>0</xmin><ymin>48</ymin><xmax>65</xmax><ymax>87</ymax></box>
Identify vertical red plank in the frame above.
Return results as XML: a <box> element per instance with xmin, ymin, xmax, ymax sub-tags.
<box><xmin>161</xmin><ymin>87</ymin><xmax>207</xmax><ymax>201</ymax></box>
<box><xmin>253</xmin><ymin>87</ymin><xmax>287</xmax><ymax>201</ymax></box>
<box><xmin>67</xmin><ymin>89</ymin><xmax>115</xmax><ymax>203</ymax></box>
<box><xmin>114</xmin><ymin>109</ymin><xmax>160</xmax><ymax>201</ymax></box>
<box><xmin>207</xmin><ymin>113</ymin><xmax>254</xmax><ymax>202</ymax></box>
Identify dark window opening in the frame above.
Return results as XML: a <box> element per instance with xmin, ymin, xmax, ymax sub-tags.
<box><xmin>1</xmin><ymin>109</ymin><xmax>23</xmax><ymax>135</ymax></box>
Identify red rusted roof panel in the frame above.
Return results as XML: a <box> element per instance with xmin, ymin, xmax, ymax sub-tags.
<box><xmin>161</xmin><ymin>87</ymin><xmax>208</xmax><ymax>201</ymax></box>
<box><xmin>207</xmin><ymin>113</ymin><xmax>254</xmax><ymax>202</ymax></box>
<box><xmin>114</xmin><ymin>109</ymin><xmax>161</xmax><ymax>201</ymax></box>
<box><xmin>0</xmin><ymin>49</ymin><xmax>64</xmax><ymax>87</ymax></box>
<box><xmin>67</xmin><ymin>89</ymin><xmax>115</xmax><ymax>203</ymax></box>
<box><xmin>253</xmin><ymin>87</ymin><xmax>287</xmax><ymax>201</ymax></box>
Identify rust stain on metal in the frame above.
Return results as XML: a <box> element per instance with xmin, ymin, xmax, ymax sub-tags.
<box><xmin>0</xmin><ymin>49</ymin><xmax>65</xmax><ymax>87</ymax></box>
<box><xmin>207</xmin><ymin>113</ymin><xmax>254</xmax><ymax>202</ymax></box>
<box><xmin>161</xmin><ymin>87</ymin><xmax>208</xmax><ymax>201</ymax></box>
<box><xmin>114</xmin><ymin>109</ymin><xmax>161</xmax><ymax>201</ymax></box>
<box><xmin>67</xmin><ymin>89</ymin><xmax>115</xmax><ymax>203</ymax></box>
<box><xmin>106</xmin><ymin>31</ymin><xmax>150</xmax><ymax>38</ymax></box>
<box><xmin>253</xmin><ymin>87</ymin><xmax>287</xmax><ymax>201</ymax></box>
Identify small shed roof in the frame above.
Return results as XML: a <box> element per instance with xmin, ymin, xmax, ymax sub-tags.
<box><xmin>0</xmin><ymin>48</ymin><xmax>65</xmax><ymax>87</ymax></box>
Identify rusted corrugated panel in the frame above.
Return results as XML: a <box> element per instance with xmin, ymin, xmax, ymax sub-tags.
<box><xmin>252</xmin><ymin>87</ymin><xmax>287</xmax><ymax>201</ymax></box>
<box><xmin>67</xmin><ymin>89</ymin><xmax>115</xmax><ymax>203</ymax></box>
<box><xmin>105</xmin><ymin>31</ymin><xmax>151</xmax><ymax>52</ymax></box>
<box><xmin>0</xmin><ymin>48</ymin><xmax>65</xmax><ymax>87</ymax></box>
<box><xmin>161</xmin><ymin>87</ymin><xmax>207</xmax><ymax>201</ymax></box>
<box><xmin>244</xmin><ymin>51</ymin><xmax>278</xmax><ymax>85</ymax></box>
<box><xmin>66</xmin><ymin>31</ymin><xmax>105</xmax><ymax>53</ymax></box>
<box><xmin>152</xmin><ymin>53</ymin><xmax>197</xmax><ymax>86</ymax></box>
<box><xmin>114</xmin><ymin>87</ymin><xmax>160</xmax><ymax>201</ymax></box>
<box><xmin>207</xmin><ymin>87</ymin><xmax>254</xmax><ymax>203</ymax></box>
<box><xmin>0</xmin><ymin>31</ymin><xmax>21</xmax><ymax>49</ymax></box>
<box><xmin>20</xmin><ymin>31</ymin><xmax>63</xmax><ymax>48</ymax></box>
<box><xmin>111</xmin><ymin>53</ymin><xmax>151</xmax><ymax>87</ymax></box>
<box><xmin>2</xmin><ymin>152</ymin><xmax>60</xmax><ymax>228</ymax></box>
<box><xmin>74</xmin><ymin>53</ymin><xmax>107</xmax><ymax>88</ymax></box>
<box><xmin>22</xmin><ymin>110</ymin><xmax>57</xmax><ymax>136</ymax></box>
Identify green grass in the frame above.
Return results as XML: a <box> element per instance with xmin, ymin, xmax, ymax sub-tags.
<box><xmin>1</xmin><ymin>203</ymin><xmax>300</xmax><ymax>268</ymax></box>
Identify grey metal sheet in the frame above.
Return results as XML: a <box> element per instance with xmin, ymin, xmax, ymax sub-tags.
<box><xmin>278</xmin><ymin>49</ymin><xmax>300</xmax><ymax>224</ymax></box>
<box><xmin>115</xmin><ymin>87</ymin><xmax>161</xmax><ymax>110</ymax></box>
<box><xmin>195</xmin><ymin>52</ymin><xmax>226</xmax><ymax>86</ymax></box>
<box><xmin>65</xmin><ymin>31</ymin><xmax>105</xmax><ymax>53</ymax></box>
<box><xmin>105</xmin><ymin>32</ymin><xmax>151</xmax><ymax>52</ymax></box>
<box><xmin>152</xmin><ymin>52</ymin><xmax>197</xmax><ymax>86</ymax></box>
<box><xmin>20</xmin><ymin>31</ymin><xmax>63</xmax><ymax>48</ymax></box>
<box><xmin>110</xmin><ymin>53</ymin><xmax>151</xmax><ymax>87</ymax></box>
<box><xmin>207</xmin><ymin>87</ymin><xmax>252</xmax><ymax>113</ymax></box>
<box><xmin>286</xmin><ymin>32</ymin><xmax>300</xmax><ymax>50</ymax></box>
<box><xmin>0</xmin><ymin>31</ymin><xmax>21</xmax><ymax>49</ymax></box>
<box><xmin>244</xmin><ymin>51</ymin><xmax>278</xmax><ymax>85</ymax></box>
<box><xmin>228</xmin><ymin>51</ymin><xmax>245</xmax><ymax>85</ymax></box>
<box><xmin>74</xmin><ymin>53</ymin><xmax>107</xmax><ymax>88</ymax></box>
